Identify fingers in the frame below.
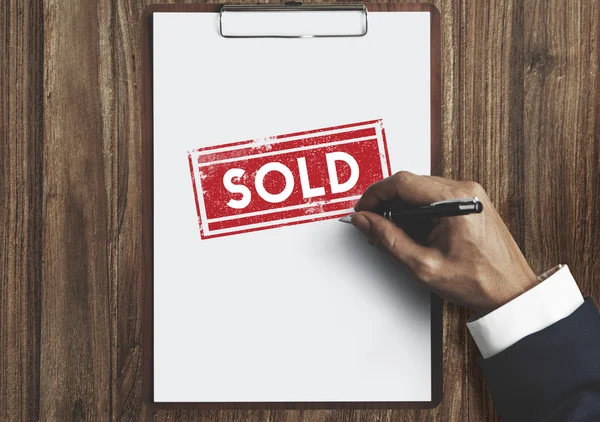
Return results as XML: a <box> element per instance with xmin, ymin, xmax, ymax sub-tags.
<box><xmin>354</xmin><ymin>171</ymin><xmax>456</xmax><ymax>212</ymax></box>
<box><xmin>351</xmin><ymin>211</ymin><xmax>443</xmax><ymax>283</ymax></box>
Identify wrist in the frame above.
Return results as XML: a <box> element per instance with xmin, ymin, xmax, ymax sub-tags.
<box><xmin>482</xmin><ymin>266</ymin><xmax>539</xmax><ymax>315</ymax></box>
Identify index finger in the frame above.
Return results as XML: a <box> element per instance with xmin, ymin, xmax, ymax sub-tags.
<box><xmin>354</xmin><ymin>171</ymin><xmax>457</xmax><ymax>212</ymax></box>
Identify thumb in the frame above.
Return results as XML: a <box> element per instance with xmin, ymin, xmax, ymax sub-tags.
<box><xmin>351</xmin><ymin>211</ymin><xmax>434</xmax><ymax>272</ymax></box>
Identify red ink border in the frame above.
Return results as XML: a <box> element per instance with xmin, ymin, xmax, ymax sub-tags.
<box><xmin>189</xmin><ymin>119</ymin><xmax>390</xmax><ymax>239</ymax></box>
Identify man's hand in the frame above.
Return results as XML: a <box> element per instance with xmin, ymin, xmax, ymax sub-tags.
<box><xmin>351</xmin><ymin>171</ymin><xmax>538</xmax><ymax>314</ymax></box>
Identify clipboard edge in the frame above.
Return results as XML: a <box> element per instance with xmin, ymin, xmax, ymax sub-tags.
<box><xmin>141</xmin><ymin>1</ymin><xmax>444</xmax><ymax>410</ymax></box>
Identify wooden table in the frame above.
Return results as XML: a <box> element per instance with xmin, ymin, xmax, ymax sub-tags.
<box><xmin>1</xmin><ymin>1</ymin><xmax>598</xmax><ymax>420</ymax></box>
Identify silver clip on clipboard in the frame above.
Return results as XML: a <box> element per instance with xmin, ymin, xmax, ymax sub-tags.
<box><xmin>219</xmin><ymin>2</ymin><xmax>368</xmax><ymax>38</ymax></box>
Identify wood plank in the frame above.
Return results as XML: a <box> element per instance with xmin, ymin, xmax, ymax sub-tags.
<box><xmin>116</xmin><ymin>0</ymin><xmax>155</xmax><ymax>418</ymax></box>
<box><xmin>0</xmin><ymin>1</ymin><xmax>44</xmax><ymax>421</ymax></box>
<box><xmin>459</xmin><ymin>0</ymin><xmax>526</xmax><ymax>421</ymax></box>
<box><xmin>40</xmin><ymin>1</ymin><xmax>116</xmax><ymax>420</ymax></box>
<box><xmin>112</xmin><ymin>0</ymin><xmax>150</xmax><ymax>418</ymax></box>
<box><xmin>523</xmin><ymin>2</ymin><xmax>600</xmax><ymax>298</ymax></box>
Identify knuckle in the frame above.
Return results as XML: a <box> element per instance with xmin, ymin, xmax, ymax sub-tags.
<box><xmin>394</xmin><ymin>170</ymin><xmax>412</xmax><ymax>185</ymax></box>
<box><xmin>463</xmin><ymin>181</ymin><xmax>485</xmax><ymax>196</ymax></box>
<box><xmin>413</xmin><ymin>257</ymin><xmax>441</xmax><ymax>283</ymax></box>
<box><xmin>450</xmin><ymin>187</ymin><xmax>470</xmax><ymax>198</ymax></box>
<box><xmin>451</xmin><ymin>181</ymin><xmax>485</xmax><ymax>198</ymax></box>
<box><xmin>375</xmin><ymin>226</ymin><xmax>397</xmax><ymax>252</ymax></box>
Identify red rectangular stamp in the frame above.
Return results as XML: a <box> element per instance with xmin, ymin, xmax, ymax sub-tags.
<box><xmin>188</xmin><ymin>119</ymin><xmax>391</xmax><ymax>239</ymax></box>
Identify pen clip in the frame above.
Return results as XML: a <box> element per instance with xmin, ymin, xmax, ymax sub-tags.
<box><xmin>429</xmin><ymin>197</ymin><xmax>479</xmax><ymax>206</ymax></box>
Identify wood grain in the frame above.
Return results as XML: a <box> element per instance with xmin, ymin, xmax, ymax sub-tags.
<box><xmin>0</xmin><ymin>1</ymin><xmax>44</xmax><ymax>421</ymax></box>
<box><xmin>523</xmin><ymin>0</ymin><xmax>600</xmax><ymax>294</ymax></box>
<box><xmin>41</xmin><ymin>1</ymin><xmax>115</xmax><ymax>420</ymax></box>
<box><xmin>1</xmin><ymin>0</ymin><xmax>599</xmax><ymax>420</ymax></box>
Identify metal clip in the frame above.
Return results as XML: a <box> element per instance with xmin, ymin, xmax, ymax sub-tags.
<box><xmin>429</xmin><ymin>197</ymin><xmax>480</xmax><ymax>206</ymax></box>
<box><xmin>219</xmin><ymin>3</ymin><xmax>368</xmax><ymax>38</ymax></box>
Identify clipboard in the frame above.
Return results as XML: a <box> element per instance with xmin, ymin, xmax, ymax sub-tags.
<box><xmin>142</xmin><ymin>2</ymin><xmax>442</xmax><ymax>410</ymax></box>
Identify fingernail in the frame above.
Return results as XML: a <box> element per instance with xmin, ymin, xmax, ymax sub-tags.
<box><xmin>351</xmin><ymin>213</ymin><xmax>371</xmax><ymax>237</ymax></box>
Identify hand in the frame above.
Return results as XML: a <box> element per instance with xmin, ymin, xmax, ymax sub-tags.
<box><xmin>351</xmin><ymin>171</ymin><xmax>538</xmax><ymax>314</ymax></box>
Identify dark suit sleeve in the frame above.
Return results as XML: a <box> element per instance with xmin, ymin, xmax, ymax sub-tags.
<box><xmin>479</xmin><ymin>298</ymin><xmax>600</xmax><ymax>422</ymax></box>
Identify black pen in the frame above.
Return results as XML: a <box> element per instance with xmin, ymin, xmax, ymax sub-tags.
<box><xmin>339</xmin><ymin>197</ymin><xmax>483</xmax><ymax>223</ymax></box>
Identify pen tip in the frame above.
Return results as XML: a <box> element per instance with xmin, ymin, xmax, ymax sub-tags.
<box><xmin>339</xmin><ymin>215</ymin><xmax>353</xmax><ymax>223</ymax></box>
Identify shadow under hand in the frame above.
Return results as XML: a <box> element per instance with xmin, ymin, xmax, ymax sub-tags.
<box><xmin>334</xmin><ymin>224</ymin><xmax>432</xmax><ymax>318</ymax></box>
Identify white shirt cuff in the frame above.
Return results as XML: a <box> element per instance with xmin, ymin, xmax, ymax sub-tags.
<box><xmin>466</xmin><ymin>265</ymin><xmax>584</xmax><ymax>359</ymax></box>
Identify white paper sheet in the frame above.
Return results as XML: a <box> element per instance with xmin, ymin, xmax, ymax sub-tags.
<box><xmin>153</xmin><ymin>11</ymin><xmax>433</xmax><ymax>402</ymax></box>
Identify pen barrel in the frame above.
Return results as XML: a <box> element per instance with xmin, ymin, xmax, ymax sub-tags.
<box><xmin>388</xmin><ymin>201</ymin><xmax>483</xmax><ymax>220</ymax></box>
